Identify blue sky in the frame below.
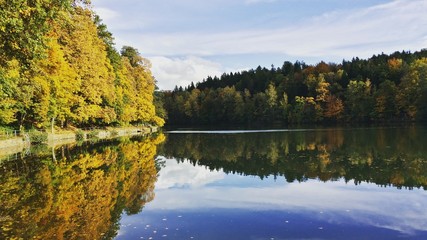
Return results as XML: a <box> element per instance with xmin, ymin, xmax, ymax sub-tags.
<box><xmin>91</xmin><ymin>0</ymin><xmax>427</xmax><ymax>90</ymax></box>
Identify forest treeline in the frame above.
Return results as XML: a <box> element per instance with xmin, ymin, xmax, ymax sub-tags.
<box><xmin>0</xmin><ymin>1</ymin><xmax>164</xmax><ymax>130</ymax></box>
<box><xmin>163</xmin><ymin>50</ymin><xmax>427</xmax><ymax>125</ymax></box>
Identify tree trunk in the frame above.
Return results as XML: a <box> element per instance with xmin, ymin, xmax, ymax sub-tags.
<box><xmin>51</xmin><ymin>117</ymin><xmax>55</xmax><ymax>134</ymax></box>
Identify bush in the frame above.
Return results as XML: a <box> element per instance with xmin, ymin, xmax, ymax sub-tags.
<box><xmin>75</xmin><ymin>130</ymin><xmax>85</xmax><ymax>141</ymax></box>
<box><xmin>110</xmin><ymin>129</ymin><xmax>119</xmax><ymax>137</ymax></box>
<box><xmin>87</xmin><ymin>130</ymin><xmax>100</xmax><ymax>139</ymax></box>
<box><xmin>28</xmin><ymin>131</ymin><xmax>48</xmax><ymax>144</ymax></box>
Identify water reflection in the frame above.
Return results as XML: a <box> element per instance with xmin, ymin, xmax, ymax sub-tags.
<box><xmin>149</xmin><ymin>164</ymin><xmax>427</xmax><ymax>237</ymax></box>
<box><xmin>0</xmin><ymin>134</ymin><xmax>165</xmax><ymax>240</ymax></box>
<box><xmin>113</xmin><ymin>127</ymin><xmax>427</xmax><ymax>239</ymax></box>
<box><xmin>2</xmin><ymin>127</ymin><xmax>427</xmax><ymax>239</ymax></box>
<box><xmin>159</xmin><ymin>126</ymin><xmax>427</xmax><ymax>189</ymax></box>
<box><xmin>117</xmin><ymin>157</ymin><xmax>427</xmax><ymax>240</ymax></box>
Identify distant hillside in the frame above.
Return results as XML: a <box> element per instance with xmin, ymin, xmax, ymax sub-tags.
<box><xmin>163</xmin><ymin>49</ymin><xmax>427</xmax><ymax>125</ymax></box>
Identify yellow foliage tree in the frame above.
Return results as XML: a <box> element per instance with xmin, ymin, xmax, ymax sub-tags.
<box><xmin>59</xmin><ymin>7</ymin><xmax>116</xmax><ymax>125</ymax></box>
<box><xmin>0</xmin><ymin>60</ymin><xmax>19</xmax><ymax>124</ymax></box>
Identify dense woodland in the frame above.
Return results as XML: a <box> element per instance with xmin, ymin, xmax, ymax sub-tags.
<box><xmin>0</xmin><ymin>0</ymin><xmax>164</xmax><ymax>130</ymax></box>
<box><xmin>164</xmin><ymin>50</ymin><xmax>427</xmax><ymax>125</ymax></box>
<box><xmin>2</xmin><ymin>2</ymin><xmax>427</xmax><ymax>129</ymax></box>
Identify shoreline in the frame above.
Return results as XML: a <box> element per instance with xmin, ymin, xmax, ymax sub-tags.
<box><xmin>0</xmin><ymin>126</ymin><xmax>158</xmax><ymax>160</ymax></box>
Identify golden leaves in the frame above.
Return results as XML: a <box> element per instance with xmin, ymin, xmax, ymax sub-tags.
<box><xmin>0</xmin><ymin>3</ymin><xmax>164</xmax><ymax>128</ymax></box>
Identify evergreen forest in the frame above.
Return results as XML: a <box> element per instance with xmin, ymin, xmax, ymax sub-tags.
<box><xmin>0</xmin><ymin>0</ymin><xmax>164</xmax><ymax>130</ymax></box>
<box><xmin>163</xmin><ymin>50</ymin><xmax>427</xmax><ymax>125</ymax></box>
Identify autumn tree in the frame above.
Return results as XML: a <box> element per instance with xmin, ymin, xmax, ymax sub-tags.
<box><xmin>0</xmin><ymin>0</ymin><xmax>71</xmax><ymax>66</ymax></box>
<box><xmin>0</xmin><ymin>1</ymin><xmax>165</xmax><ymax>129</ymax></box>
<box><xmin>0</xmin><ymin>61</ymin><xmax>19</xmax><ymax>124</ymax></box>
<box><xmin>219</xmin><ymin>86</ymin><xmax>244</xmax><ymax>123</ymax></box>
<box><xmin>324</xmin><ymin>95</ymin><xmax>344</xmax><ymax>121</ymax></box>
<box><xmin>374</xmin><ymin>80</ymin><xmax>398</xmax><ymax>120</ymax></box>
<box><xmin>163</xmin><ymin>50</ymin><xmax>427</xmax><ymax>125</ymax></box>
<box><xmin>265</xmin><ymin>83</ymin><xmax>278</xmax><ymax>120</ymax></box>
<box><xmin>119</xmin><ymin>46</ymin><xmax>164</xmax><ymax>126</ymax></box>
<box><xmin>183</xmin><ymin>89</ymin><xmax>201</xmax><ymax>120</ymax></box>
<box><xmin>59</xmin><ymin>6</ymin><xmax>116</xmax><ymax>125</ymax></box>
<box><xmin>345</xmin><ymin>80</ymin><xmax>374</xmax><ymax>121</ymax></box>
<box><xmin>397</xmin><ymin>58</ymin><xmax>427</xmax><ymax>120</ymax></box>
<box><xmin>279</xmin><ymin>92</ymin><xmax>290</xmax><ymax>122</ymax></box>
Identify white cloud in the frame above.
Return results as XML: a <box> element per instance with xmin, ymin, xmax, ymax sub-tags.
<box><xmin>149</xmin><ymin>56</ymin><xmax>227</xmax><ymax>90</ymax></box>
<box><xmin>155</xmin><ymin>158</ymin><xmax>225</xmax><ymax>189</ymax></box>
<box><xmin>135</xmin><ymin>0</ymin><xmax>426</xmax><ymax>59</ymax></box>
<box><xmin>92</xmin><ymin>7</ymin><xmax>119</xmax><ymax>21</ymax></box>
<box><xmin>92</xmin><ymin>0</ymin><xmax>427</xmax><ymax>90</ymax></box>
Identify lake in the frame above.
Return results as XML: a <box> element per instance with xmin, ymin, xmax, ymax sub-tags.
<box><xmin>1</xmin><ymin>126</ymin><xmax>427</xmax><ymax>239</ymax></box>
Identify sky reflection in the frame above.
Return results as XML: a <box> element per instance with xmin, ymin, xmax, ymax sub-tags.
<box><xmin>116</xmin><ymin>157</ymin><xmax>427</xmax><ymax>239</ymax></box>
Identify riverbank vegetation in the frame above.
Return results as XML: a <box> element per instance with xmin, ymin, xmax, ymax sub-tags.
<box><xmin>163</xmin><ymin>50</ymin><xmax>427</xmax><ymax>125</ymax></box>
<box><xmin>0</xmin><ymin>0</ymin><xmax>164</xmax><ymax>131</ymax></box>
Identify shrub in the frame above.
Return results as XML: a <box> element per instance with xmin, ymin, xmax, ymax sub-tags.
<box><xmin>87</xmin><ymin>130</ymin><xmax>100</xmax><ymax>139</ymax></box>
<box><xmin>110</xmin><ymin>129</ymin><xmax>119</xmax><ymax>137</ymax></box>
<box><xmin>76</xmin><ymin>130</ymin><xmax>85</xmax><ymax>141</ymax></box>
<box><xmin>28</xmin><ymin>131</ymin><xmax>48</xmax><ymax>144</ymax></box>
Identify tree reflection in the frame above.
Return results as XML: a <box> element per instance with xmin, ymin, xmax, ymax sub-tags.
<box><xmin>0</xmin><ymin>134</ymin><xmax>165</xmax><ymax>240</ymax></box>
<box><xmin>159</xmin><ymin>127</ymin><xmax>427</xmax><ymax>189</ymax></box>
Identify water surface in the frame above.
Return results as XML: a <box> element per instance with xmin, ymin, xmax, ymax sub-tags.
<box><xmin>1</xmin><ymin>127</ymin><xmax>427</xmax><ymax>239</ymax></box>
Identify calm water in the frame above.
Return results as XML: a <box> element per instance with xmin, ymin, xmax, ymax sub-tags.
<box><xmin>1</xmin><ymin>127</ymin><xmax>427</xmax><ymax>239</ymax></box>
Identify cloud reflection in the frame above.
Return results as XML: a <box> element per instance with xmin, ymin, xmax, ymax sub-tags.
<box><xmin>156</xmin><ymin>158</ymin><xmax>225</xmax><ymax>189</ymax></box>
<box><xmin>151</xmin><ymin>158</ymin><xmax>427</xmax><ymax>235</ymax></box>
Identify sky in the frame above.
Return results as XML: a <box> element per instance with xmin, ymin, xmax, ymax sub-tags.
<box><xmin>91</xmin><ymin>0</ymin><xmax>427</xmax><ymax>90</ymax></box>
